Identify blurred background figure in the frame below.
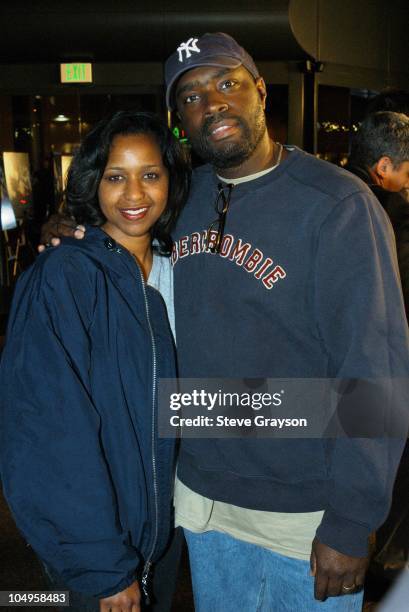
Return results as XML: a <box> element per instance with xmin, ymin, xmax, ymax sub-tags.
<box><xmin>346</xmin><ymin>110</ymin><xmax>409</xmax><ymax>610</ymax></box>
<box><xmin>29</xmin><ymin>156</ymin><xmax>55</xmax><ymax>248</ymax></box>
<box><xmin>346</xmin><ymin>111</ymin><xmax>409</xmax><ymax>317</ymax></box>
<box><xmin>364</xmin><ymin>87</ymin><xmax>409</xmax><ymax>202</ymax></box>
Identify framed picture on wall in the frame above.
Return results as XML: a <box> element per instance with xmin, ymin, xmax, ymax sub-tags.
<box><xmin>2</xmin><ymin>152</ymin><xmax>32</xmax><ymax>221</ymax></box>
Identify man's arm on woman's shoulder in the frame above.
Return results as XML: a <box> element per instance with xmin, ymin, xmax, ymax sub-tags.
<box><xmin>38</xmin><ymin>212</ymin><xmax>86</xmax><ymax>251</ymax></box>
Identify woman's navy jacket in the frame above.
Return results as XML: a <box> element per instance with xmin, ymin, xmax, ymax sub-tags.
<box><xmin>0</xmin><ymin>227</ymin><xmax>176</xmax><ymax>598</ymax></box>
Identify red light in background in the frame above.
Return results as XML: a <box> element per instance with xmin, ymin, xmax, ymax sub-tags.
<box><xmin>20</xmin><ymin>199</ymin><xmax>28</xmax><ymax>205</ymax></box>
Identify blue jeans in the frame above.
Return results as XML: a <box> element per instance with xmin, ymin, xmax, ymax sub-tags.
<box><xmin>184</xmin><ymin>529</ymin><xmax>364</xmax><ymax>612</ymax></box>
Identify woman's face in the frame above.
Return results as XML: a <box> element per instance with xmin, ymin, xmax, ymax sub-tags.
<box><xmin>98</xmin><ymin>133</ymin><xmax>169</xmax><ymax>248</ymax></box>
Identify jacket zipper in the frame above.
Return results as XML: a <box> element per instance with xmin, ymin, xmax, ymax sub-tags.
<box><xmin>140</xmin><ymin>265</ymin><xmax>158</xmax><ymax>605</ymax></box>
<box><xmin>110</xmin><ymin>242</ymin><xmax>158</xmax><ymax>604</ymax></box>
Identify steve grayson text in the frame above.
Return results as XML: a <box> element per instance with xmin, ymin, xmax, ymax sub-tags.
<box><xmin>169</xmin><ymin>415</ymin><xmax>308</xmax><ymax>428</ymax></box>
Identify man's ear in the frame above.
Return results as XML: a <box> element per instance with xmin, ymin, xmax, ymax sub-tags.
<box><xmin>374</xmin><ymin>156</ymin><xmax>393</xmax><ymax>179</ymax></box>
<box><xmin>255</xmin><ymin>77</ymin><xmax>267</xmax><ymax>110</ymax></box>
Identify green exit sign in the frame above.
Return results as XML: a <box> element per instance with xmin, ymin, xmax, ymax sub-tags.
<box><xmin>60</xmin><ymin>63</ymin><xmax>93</xmax><ymax>84</ymax></box>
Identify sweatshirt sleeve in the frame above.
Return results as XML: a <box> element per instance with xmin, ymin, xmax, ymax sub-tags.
<box><xmin>313</xmin><ymin>191</ymin><xmax>409</xmax><ymax>557</ymax></box>
<box><xmin>0</xmin><ymin>251</ymin><xmax>139</xmax><ymax>597</ymax></box>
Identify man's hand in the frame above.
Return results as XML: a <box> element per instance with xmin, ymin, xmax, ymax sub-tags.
<box><xmin>310</xmin><ymin>537</ymin><xmax>368</xmax><ymax>601</ymax></box>
<box><xmin>99</xmin><ymin>580</ymin><xmax>141</xmax><ymax>612</ymax></box>
<box><xmin>38</xmin><ymin>213</ymin><xmax>85</xmax><ymax>252</ymax></box>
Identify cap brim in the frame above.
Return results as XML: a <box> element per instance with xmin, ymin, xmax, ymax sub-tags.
<box><xmin>166</xmin><ymin>56</ymin><xmax>242</xmax><ymax>111</ymax></box>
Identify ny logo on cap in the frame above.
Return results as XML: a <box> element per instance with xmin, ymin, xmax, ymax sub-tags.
<box><xmin>177</xmin><ymin>38</ymin><xmax>200</xmax><ymax>62</ymax></box>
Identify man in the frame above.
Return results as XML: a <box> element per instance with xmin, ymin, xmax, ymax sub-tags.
<box><xmin>42</xmin><ymin>33</ymin><xmax>409</xmax><ymax>611</ymax></box>
<box><xmin>346</xmin><ymin>111</ymin><xmax>409</xmax><ymax>601</ymax></box>
<box><xmin>346</xmin><ymin>111</ymin><xmax>409</xmax><ymax>318</ymax></box>
<box><xmin>165</xmin><ymin>33</ymin><xmax>409</xmax><ymax>612</ymax></box>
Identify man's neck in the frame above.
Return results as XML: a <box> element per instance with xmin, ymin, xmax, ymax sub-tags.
<box><xmin>213</xmin><ymin>134</ymin><xmax>285</xmax><ymax>180</ymax></box>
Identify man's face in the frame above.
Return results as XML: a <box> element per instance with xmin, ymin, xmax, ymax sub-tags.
<box><xmin>175</xmin><ymin>65</ymin><xmax>267</xmax><ymax>169</ymax></box>
<box><xmin>383</xmin><ymin>160</ymin><xmax>409</xmax><ymax>192</ymax></box>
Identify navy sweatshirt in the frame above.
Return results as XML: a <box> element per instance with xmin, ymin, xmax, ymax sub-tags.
<box><xmin>172</xmin><ymin>148</ymin><xmax>409</xmax><ymax>557</ymax></box>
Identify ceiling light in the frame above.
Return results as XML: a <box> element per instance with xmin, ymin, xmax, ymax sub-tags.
<box><xmin>54</xmin><ymin>114</ymin><xmax>69</xmax><ymax>122</ymax></box>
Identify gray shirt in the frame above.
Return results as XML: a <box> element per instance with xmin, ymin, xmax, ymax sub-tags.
<box><xmin>148</xmin><ymin>252</ymin><xmax>175</xmax><ymax>340</ymax></box>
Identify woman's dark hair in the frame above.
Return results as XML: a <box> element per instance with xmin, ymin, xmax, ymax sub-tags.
<box><xmin>66</xmin><ymin>110</ymin><xmax>190</xmax><ymax>254</ymax></box>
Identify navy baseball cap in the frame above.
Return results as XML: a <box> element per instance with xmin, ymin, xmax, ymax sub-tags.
<box><xmin>165</xmin><ymin>32</ymin><xmax>260</xmax><ymax>111</ymax></box>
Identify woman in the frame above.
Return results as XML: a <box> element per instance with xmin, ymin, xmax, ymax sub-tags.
<box><xmin>0</xmin><ymin>111</ymin><xmax>190</xmax><ymax>611</ymax></box>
